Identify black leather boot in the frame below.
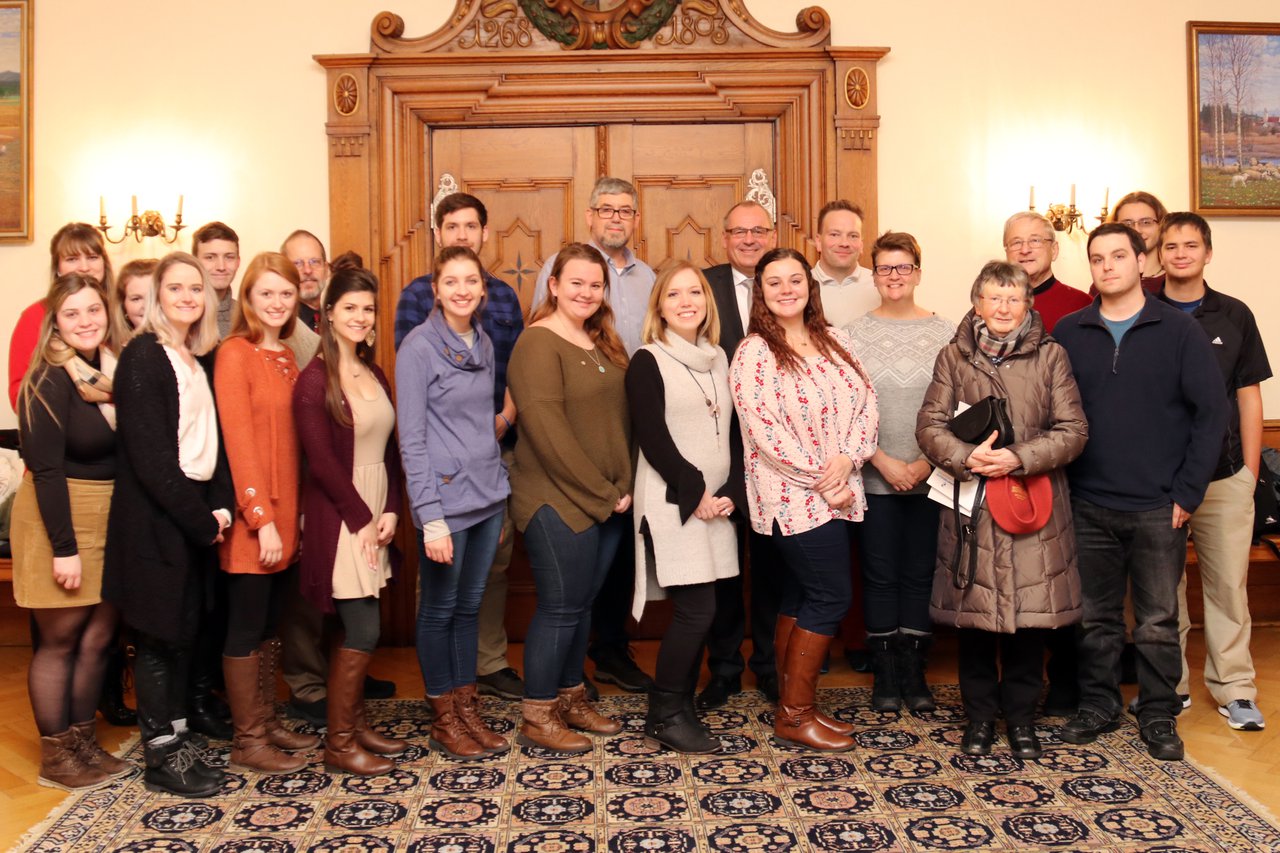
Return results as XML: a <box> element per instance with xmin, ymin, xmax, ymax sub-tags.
<box><xmin>895</xmin><ymin>632</ymin><xmax>937</xmax><ymax>713</ymax></box>
<box><xmin>868</xmin><ymin>634</ymin><xmax>901</xmax><ymax>712</ymax></box>
<box><xmin>186</xmin><ymin>662</ymin><xmax>232</xmax><ymax>740</ymax></box>
<box><xmin>143</xmin><ymin>738</ymin><xmax>223</xmax><ymax>798</ymax></box>
<box><xmin>98</xmin><ymin>642</ymin><xmax>137</xmax><ymax>727</ymax></box>
<box><xmin>644</xmin><ymin>688</ymin><xmax>719</xmax><ymax>754</ymax></box>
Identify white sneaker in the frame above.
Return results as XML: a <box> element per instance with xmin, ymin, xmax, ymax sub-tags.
<box><xmin>1219</xmin><ymin>699</ymin><xmax>1265</xmax><ymax>731</ymax></box>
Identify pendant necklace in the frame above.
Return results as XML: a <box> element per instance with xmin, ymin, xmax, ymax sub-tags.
<box><xmin>584</xmin><ymin>346</ymin><xmax>606</xmax><ymax>374</ymax></box>
<box><xmin>683</xmin><ymin>364</ymin><xmax>720</xmax><ymax>436</ymax></box>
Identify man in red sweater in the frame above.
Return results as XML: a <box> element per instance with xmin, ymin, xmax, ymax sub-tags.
<box><xmin>1003</xmin><ymin>211</ymin><xmax>1091</xmax><ymax>334</ymax></box>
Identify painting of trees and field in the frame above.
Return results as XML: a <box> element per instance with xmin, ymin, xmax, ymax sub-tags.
<box><xmin>0</xmin><ymin>2</ymin><xmax>29</xmax><ymax>239</ymax></box>
<box><xmin>1195</xmin><ymin>26</ymin><xmax>1280</xmax><ymax>213</ymax></box>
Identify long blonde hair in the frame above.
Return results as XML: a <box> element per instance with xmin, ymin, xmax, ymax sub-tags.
<box><xmin>141</xmin><ymin>252</ymin><xmax>221</xmax><ymax>355</ymax></box>
<box><xmin>19</xmin><ymin>274</ymin><xmax>115</xmax><ymax>429</ymax></box>
<box><xmin>641</xmin><ymin>260</ymin><xmax>720</xmax><ymax>347</ymax></box>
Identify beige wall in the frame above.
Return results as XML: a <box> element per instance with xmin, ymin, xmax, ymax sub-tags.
<box><xmin>4</xmin><ymin>1</ymin><xmax>1279</xmax><ymax>427</ymax></box>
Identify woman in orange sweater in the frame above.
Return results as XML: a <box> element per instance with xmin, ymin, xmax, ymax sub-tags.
<box><xmin>214</xmin><ymin>253</ymin><xmax>319</xmax><ymax>773</ymax></box>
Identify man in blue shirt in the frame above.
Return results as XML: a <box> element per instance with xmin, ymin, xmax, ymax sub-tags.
<box><xmin>1054</xmin><ymin>223</ymin><xmax>1227</xmax><ymax>761</ymax></box>
<box><xmin>394</xmin><ymin>192</ymin><xmax>526</xmax><ymax>701</ymax></box>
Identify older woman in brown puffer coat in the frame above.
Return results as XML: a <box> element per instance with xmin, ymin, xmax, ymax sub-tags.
<box><xmin>916</xmin><ymin>260</ymin><xmax>1088</xmax><ymax>761</ymax></box>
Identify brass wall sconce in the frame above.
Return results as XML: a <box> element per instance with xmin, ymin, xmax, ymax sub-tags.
<box><xmin>1029</xmin><ymin>185</ymin><xmax>1110</xmax><ymax>235</ymax></box>
<box><xmin>98</xmin><ymin>195</ymin><xmax>185</xmax><ymax>244</ymax></box>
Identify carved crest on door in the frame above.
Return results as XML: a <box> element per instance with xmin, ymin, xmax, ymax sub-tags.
<box><xmin>371</xmin><ymin>0</ymin><xmax>830</xmax><ymax>53</ymax></box>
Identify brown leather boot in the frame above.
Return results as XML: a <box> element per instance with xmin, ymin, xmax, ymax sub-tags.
<box><xmin>453</xmin><ymin>685</ymin><xmax>510</xmax><ymax>754</ymax></box>
<box><xmin>354</xmin><ymin>695</ymin><xmax>408</xmax><ymax>757</ymax></box>
<box><xmin>775</xmin><ymin>627</ymin><xmax>855</xmax><ymax>752</ymax></box>
<box><xmin>518</xmin><ymin>698</ymin><xmax>592</xmax><ymax>754</ymax></box>
<box><xmin>775</xmin><ymin>616</ymin><xmax>854</xmax><ymax>736</ymax></box>
<box><xmin>37</xmin><ymin>729</ymin><xmax>112</xmax><ymax>791</ymax></box>
<box><xmin>324</xmin><ymin>648</ymin><xmax>394</xmax><ymax>776</ymax></box>
<box><xmin>71</xmin><ymin>720</ymin><xmax>133</xmax><ymax>779</ymax></box>
<box><xmin>427</xmin><ymin>693</ymin><xmax>487</xmax><ymax>760</ymax></box>
<box><xmin>225</xmin><ymin>654</ymin><xmax>307</xmax><ymax>774</ymax></box>
<box><xmin>558</xmin><ymin>683</ymin><xmax>622</xmax><ymax>735</ymax></box>
<box><xmin>258</xmin><ymin>638</ymin><xmax>320</xmax><ymax>751</ymax></box>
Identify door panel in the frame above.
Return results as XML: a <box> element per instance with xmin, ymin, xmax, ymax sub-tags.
<box><xmin>430</xmin><ymin>126</ymin><xmax>597</xmax><ymax>312</ymax></box>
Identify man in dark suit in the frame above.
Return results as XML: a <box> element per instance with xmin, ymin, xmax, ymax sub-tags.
<box><xmin>698</xmin><ymin>200</ymin><xmax>786</xmax><ymax>708</ymax></box>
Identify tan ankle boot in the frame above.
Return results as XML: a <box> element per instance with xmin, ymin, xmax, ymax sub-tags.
<box><xmin>519</xmin><ymin>698</ymin><xmax>591</xmax><ymax>754</ymax></box>
<box><xmin>37</xmin><ymin>729</ymin><xmax>112</xmax><ymax>791</ymax></box>
<box><xmin>774</xmin><ymin>615</ymin><xmax>854</xmax><ymax>736</ymax></box>
<box><xmin>258</xmin><ymin>638</ymin><xmax>320</xmax><ymax>751</ymax></box>
<box><xmin>557</xmin><ymin>683</ymin><xmax>621</xmax><ymax>735</ymax></box>
<box><xmin>774</xmin><ymin>628</ymin><xmax>855</xmax><ymax>752</ymax></box>
<box><xmin>225</xmin><ymin>654</ymin><xmax>307</xmax><ymax>774</ymax></box>
<box><xmin>71</xmin><ymin>720</ymin><xmax>133</xmax><ymax>779</ymax></box>
<box><xmin>427</xmin><ymin>693</ymin><xmax>487</xmax><ymax>760</ymax></box>
<box><xmin>453</xmin><ymin>685</ymin><xmax>510</xmax><ymax>754</ymax></box>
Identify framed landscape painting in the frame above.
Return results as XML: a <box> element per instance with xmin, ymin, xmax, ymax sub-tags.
<box><xmin>1189</xmin><ymin>21</ymin><xmax>1280</xmax><ymax>216</ymax></box>
<box><xmin>0</xmin><ymin>0</ymin><xmax>31</xmax><ymax>242</ymax></box>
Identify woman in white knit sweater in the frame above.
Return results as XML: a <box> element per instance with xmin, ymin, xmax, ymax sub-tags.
<box><xmin>626</xmin><ymin>260</ymin><xmax>742</xmax><ymax>754</ymax></box>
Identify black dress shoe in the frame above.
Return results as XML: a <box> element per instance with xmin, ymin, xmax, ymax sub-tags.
<box><xmin>1140</xmin><ymin>718</ymin><xmax>1185</xmax><ymax>761</ymax></box>
<box><xmin>695</xmin><ymin>676</ymin><xmax>741</xmax><ymax>710</ymax></box>
<box><xmin>1059</xmin><ymin>708</ymin><xmax>1121</xmax><ymax>745</ymax></box>
<box><xmin>756</xmin><ymin>673</ymin><xmax>779</xmax><ymax>704</ymax></box>
<box><xmin>1006</xmin><ymin>724</ymin><xmax>1042</xmax><ymax>759</ymax></box>
<box><xmin>592</xmin><ymin>647</ymin><xmax>654</xmax><ymax>693</ymax></box>
<box><xmin>287</xmin><ymin>695</ymin><xmax>327</xmax><ymax>728</ymax></box>
<box><xmin>363</xmin><ymin>675</ymin><xmax>397</xmax><ymax>700</ymax></box>
<box><xmin>961</xmin><ymin>720</ymin><xmax>996</xmax><ymax>755</ymax></box>
<box><xmin>187</xmin><ymin>709</ymin><xmax>232</xmax><ymax>741</ymax></box>
<box><xmin>477</xmin><ymin>667</ymin><xmax>524</xmax><ymax>700</ymax></box>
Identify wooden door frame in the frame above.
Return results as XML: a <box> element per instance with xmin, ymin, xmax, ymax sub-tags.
<box><xmin>317</xmin><ymin>2</ymin><xmax>887</xmax><ymax>643</ymax></box>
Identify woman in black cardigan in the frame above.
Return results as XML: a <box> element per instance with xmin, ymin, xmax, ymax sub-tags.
<box><xmin>102</xmin><ymin>252</ymin><xmax>233</xmax><ymax>798</ymax></box>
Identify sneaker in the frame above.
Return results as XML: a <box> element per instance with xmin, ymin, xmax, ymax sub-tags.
<box><xmin>591</xmin><ymin>647</ymin><xmax>653</xmax><ymax>693</ymax></box>
<box><xmin>1059</xmin><ymin>708</ymin><xmax>1121</xmax><ymax>745</ymax></box>
<box><xmin>1127</xmin><ymin>694</ymin><xmax>1191</xmax><ymax>715</ymax></box>
<box><xmin>1139</xmin><ymin>718</ymin><xmax>1185</xmax><ymax>761</ymax></box>
<box><xmin>1219</xmin><ymin>699</ymin><xmax>1265</xmax><ymax>731</ymax></box>
<box><xmin>477</xmin><ymin>667</ymin><xmax>525</xmax><ymax>701</ymax></box>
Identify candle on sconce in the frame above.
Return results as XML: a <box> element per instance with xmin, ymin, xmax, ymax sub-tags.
<box><xmin>131</xmin><ymin>195</ymin><xmax>138</xmax><ymax>218</ymax></box>
<box><xmin>1029</xmin><ymin>185</ymin><xmax>1035</xmax><ymax>209</ymax></box>
<box><xmin>1103</xmin><ymin>187</ymin><xmax>1109</xmax><ymax>210</ymax></box>
<box><xmin>1070</xmin><ymin>184</ymin><xmax>1076</xmax><ymax>207</ymax></box>
<box><xmin>99</xmin><ymin>196</ymin><xmax>105</xmax><ymax>221</ymax></box>
<box><xmin>177</xmin><ymin>194</ymin><xmax>184</xmax><ymax>218</ymax></box>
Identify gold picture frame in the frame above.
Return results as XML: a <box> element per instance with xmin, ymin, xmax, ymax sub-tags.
<box><xmin>0</xmin><ymin>0</ymin><xmax>32</xmax><ymax>242</ymax></box>
<box><xmin>1188</xmin><ymin>20</ymin><xmax>1280</xmax><ymax>217</ymax></box>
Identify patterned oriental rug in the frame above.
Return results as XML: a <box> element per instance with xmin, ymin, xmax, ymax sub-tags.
<box><xmin>13</xmin><ymin>686</ymin><xmax>1280</xmax><ymax>853</ymax></box>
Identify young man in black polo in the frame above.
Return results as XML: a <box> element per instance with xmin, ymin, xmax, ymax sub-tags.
<box><xmin>1158</xmin><ymin>212</ymin><xmax>1270</xmax><ymax>731</ymax></box>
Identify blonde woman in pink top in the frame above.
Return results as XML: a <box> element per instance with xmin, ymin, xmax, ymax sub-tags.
<box><xmin>730</xmin><ymin>247</ymin><xmax>877</xmax><ymax>753</ymax></box>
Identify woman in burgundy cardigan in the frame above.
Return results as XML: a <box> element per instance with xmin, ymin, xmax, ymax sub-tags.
<box><xmin>293</xmin><ymin>255</ymin><xmax>407</xmax><ymax>777</ymax></box>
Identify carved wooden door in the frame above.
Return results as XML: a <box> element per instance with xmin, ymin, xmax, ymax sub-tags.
<box><xmin>429</xmin><ymin>122</ymin><xmax>776</xmax><ymax>314</ymax></box>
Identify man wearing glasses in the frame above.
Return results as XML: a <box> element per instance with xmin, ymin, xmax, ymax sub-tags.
<box><xmin>697</xmin><ymin>200</ymin><xmax>784</xmax><ymax>709</ymax></box>
<box><xmin>281</xmin><ymin>230</ymin><xmax>328</xmax><ymax>333</ymax></box>
<box><xmin>811</xmin><ymin>200</ymin><xmax>877</xmax><ymax>328</ymax></box>
<box><xmin>534</xmin><ymin>177</ymin><xmax>656</xmax><ymax>358</ymax></box>
<box><xmin>1003</xmin><ymin>211</ymin><xmax>1090</xmax><ymax>333</ymax></box>
<box><xmin>533</xmin><ymin>177</ymin><xmax>657</xmax><ymax>696</ymax></box>
<box><xmin>1054</xmin><ymin>223</ymin><xmax>1226</xmax><ymax>761</ymax></box>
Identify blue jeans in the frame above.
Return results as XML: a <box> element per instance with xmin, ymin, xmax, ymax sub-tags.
<box><xmin>522</xmin><ymin>506</ymin><xmax>626</xmax><ymax>700</ymax></box>
<box><xmin>414</xmin><ymin>511</ymin><xmax>504</xmax><ymax>696</ymax></box>
<box><xmin>857</xmin><ymin>493</ymin><xmax>939</xmax><ymax>635</ymax></box>
<box><xmin>771</xmin><ymin>519</ymin><xmax>854</xmax><ymax>636</ymax></box>
<box><xmin>1072</xmin><ymin>497</ymin><xmax>1187</xmax><ymax>723</ymax></box>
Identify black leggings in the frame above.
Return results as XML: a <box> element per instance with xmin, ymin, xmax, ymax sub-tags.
<box><xmin>334</xmin><ymin>597</ymin><xmax>381</xmax><ymax>653</ymax></box>
<box><xmin>654</xmin><ymin>582</ymin><xmax>717</xmax><ymax>693</ymax></box>
<box><xmin>223</xmin><ymin>568</ymin><xmax>292</xmax><ymax>657</ymax></box>
<box><xmin>28</xmin><ymin>602</ymin><xmax>119</xmax><ymax>735</ymax></box>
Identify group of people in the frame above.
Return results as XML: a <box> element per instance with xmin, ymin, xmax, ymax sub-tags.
<box><xmin>9</xmin><ymin>179</ymin><xmax>1267</xmax><ymax>803</ymax></box>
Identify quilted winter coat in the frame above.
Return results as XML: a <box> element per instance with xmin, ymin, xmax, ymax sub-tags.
<box><xmin>915</xmin><ymin>310</ymin><xmax>1088</xmax><ymax>634</ymax></box>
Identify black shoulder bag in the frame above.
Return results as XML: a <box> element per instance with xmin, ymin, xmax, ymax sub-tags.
<box><xmin>946</xmin><ymin>397</ymin><xmax>1014</xmax><ymax>590</ymax></box>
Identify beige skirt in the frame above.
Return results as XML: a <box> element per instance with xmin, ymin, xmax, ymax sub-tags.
<box><xmin>331</xmin><ymin>462</ymin><xmax>392</xmax><ymax>600</ymax></box>
<box><xmin>11</xmin><ymin>473</ymin><xmax>113</xmax><ymax>609</ymax></box>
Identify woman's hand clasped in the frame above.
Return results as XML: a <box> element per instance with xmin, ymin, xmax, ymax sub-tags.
<box><xmin>375</xmin><ymin>512</ymin><xmax>398</xmax><ymax>546</ymax></box>
<box><xmin>258</xmin><ymin>521</ymin><xmax>284</xmax><ymax>568</ymax></box>
<box><xmin>614</xmin><ymin>494</ymin><xmax>633</xmax><ymax>514</ymax></box>
<box><xmin>425</xmin><ymin>533</ymin><xmax>454</xmax><ymax>564</ymax></box>
<box><xmin>694</xmin><ymin>491</ymin><xmax>735</xmax><ymax>521</ymax></box>
<box><xmin>964</xmin><ymin>432</ymin><xmax>1021</xmax><ymax>478</ymax></box>
<box><xmin>52</xmin><ymin>555</ymin><xmax>82</xmax><ymax>590</ymax></box>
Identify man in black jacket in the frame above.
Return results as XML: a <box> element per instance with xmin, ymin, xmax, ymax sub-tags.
<box><xmin>1053</xmin><ymin>223</ymin><xmax>1227</xmax><ymax>761</ymax></box>
<box><xmin>698</xmin><ymin>200</ymin><xmax>783</xmax><ymax>707</ymax></box>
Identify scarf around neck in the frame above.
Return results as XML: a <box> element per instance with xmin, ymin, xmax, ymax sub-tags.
<box><xmin>48</xmin><ymin>336</ymin><xmax>117</xmax><ymax>429</ymax></box>
<box><xmin>971</xmin><ymin>313</ymin><xmax>1032</xmax><ymax>364</ymax></box>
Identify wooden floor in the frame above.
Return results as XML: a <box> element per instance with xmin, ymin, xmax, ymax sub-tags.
<box><xmin>1</xmin><ymin>618</ymin><xmax>1277</xmax><ymax>850</ymax></box>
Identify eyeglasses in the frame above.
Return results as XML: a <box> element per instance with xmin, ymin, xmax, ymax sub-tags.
<box><xmin>873</xmin><ymin>263</ymin><xmax>919</xmax><ymax>276</ymax></box>
<box><xmin>1120</xmin><ymin>217</ymin><xmax>1159</xmax><ymax>229</ymax></box>
<box><xmin>981</xmin><ymin>295</ymin><xmax>1026</xmax><ymax>308</ymax></box>
<box><xmin>591</xmin><ymin>206</ymin><xmax>637</xmax><ymax>220</ymax></box>
<box><xmin>292</xmin><ymin>258</ymin><xmax>325</xmax><ymax>270</ymax></box>
<box><xmin>1004</xmin><ymin>236</ymin><xmax>1051</xmax><ymax>251</ymax></box>
<box><xmin>727</xmin><ymin>227</ymin><xmax>774</xmax><ymax>239</ymax></box>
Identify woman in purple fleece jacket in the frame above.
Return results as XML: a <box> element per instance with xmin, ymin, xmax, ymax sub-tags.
<box><xmin>396</xmin><ymin>246</ymin><xmax>511</xmax><ymax>761</ymax></box>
